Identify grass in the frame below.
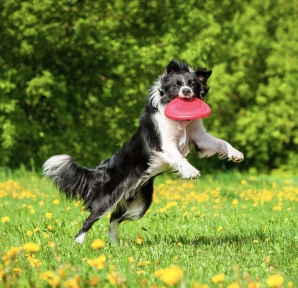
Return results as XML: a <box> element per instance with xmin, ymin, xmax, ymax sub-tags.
<box><xmin>0</xmin><ymin>168</ymin><xmax>297</xmax><ymax>287</ymax></box>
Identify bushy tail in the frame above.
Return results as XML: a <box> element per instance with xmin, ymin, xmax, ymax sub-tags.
<box><xmin>43</xmin><ymin>154</ymin><xmax>97</xmax><ymax>204</ymax></box>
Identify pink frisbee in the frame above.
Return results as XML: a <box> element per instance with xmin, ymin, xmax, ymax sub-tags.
<box><xmin>164</xmin><ymin>98</ymin><xmax>211</xmax><ymax>120</ymax></box>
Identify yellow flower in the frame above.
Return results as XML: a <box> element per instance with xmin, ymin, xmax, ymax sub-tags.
<box><xmin>6</xmin><ymin>247</ymin><xmax>20</xmax><ymax>258</ymax></box>
<box><xmin>87</xmin><ymin>255</ymin><xmax>106</xmax><ymax>270</ymax></box>
<box><xmin>1</xmin><ymin>216</ymin><xmax>9</xmax><ymax>223</ymax></box>
<box><xmin>29</xmin><ymin>209</ymin><xmax>35</xmax><ymax>214</ymax></box>
<box><xmin>192</xmin><ymin>282</ymin><xmax>210</xmax><ymax>288</ymax></box>
<box><xmin>217</xmin><ymin>226</ymin><xmax>223</xmax><ymax>232</ymax></box>
<box><xmin>48</xmin><ymin>241</ymin><xmax>55</xmax><ymax>248</ymax></box>
<box><xmin>136</xmin><ymin>235</ymin><xmax>143</xmax><ymax>244</ymax></box>
<box><xmin>248</xmin><ymin>282</ymin><xmax>260</xmax><ymax>288</ymax></box>
<box><xmin>228</xmin><ymin>281</ymin><xmax>240</xmax><ymax>288</ymax></box>
<box><xmin>107</xmin><ymin>272</ymin><xmax>122</xmax><ymax>285</ymax></box>
<box><xmin>253</xmin><ymin>240</ymin><xmax>259</xmax><ymax>244</ymax></box>
<box><xmin>46</xmin><ymin>212</ymin><xmax>53</xmax><ymax>219</ymax></box>
<box><xmin>26</xmin><ymin>230</ymin><xmax>33</xmax><ymax>237</ymax></box>
<box><xmin>90</xmin><ymin>239</ymin><xmax>104</xmax><ymax>249</ymax></box>
<box><xmin>48</xmin><ymin>276</ymin><xmax>61</xmax><ymax>287</ymax></box>
<box><xmin>232</xmin><ymin>199</ymin><xmax>239</xmax><ymax>205</ymax></box>
<box><xmin>22</xmin><ymin>242</ymin><xmax>41</xmax><ymax>253</ymax></box>
<box><xmin>12</xmin><ymin>267</ymin><xmax>22</xmax><ymax>275</ymax></box>
<box><xmin>266</xmin><ymin>275</ymin><xmax>284</xmax><ymax>287</ymax></box>
<box><xmin>211</xmin><ymin>273</ymin><xmax>225</xmax><ymax>283</ymax></box>
<box><xmin>155</xmin><ymin>266</ymin><xmax>183</xmax><ymax>285</ymax></box>
<box><xmin>39</xmin><ymin>201</ymin><xmax>44</xmax><ymax>206</ymax></box>
<box><xmin>40</xmin><ymin>270</ymin><xmax>54</xmax><ymax>280</ymax></box>
<box><xmin>64</xmin><ymin>275</ymin><xmax>80</xmax><ymax>288</ymax></box>
<box><xmin>27</xmin><ymin>256</ymin><xmax>41</xmax><ymax>268</ymax></box>
<box><xmin>44</xmin><ymin>232</ymin><xmax>50</xmax><ymax>239</ymax></box>
<box><xmin>128</xmin><ymin>256</ymin><xmax>134</xmax><ymax>263</ymax></box>
<box><xmin>48</xmin><ymin>225</ymin><xmax>53</xmax><ymax>230</ymax></box>
<box><xmin>34</xmin><ymin>227</ymin><xmax>40</xmax><ymax>233</ymax></box>
<box><xmin>53</xmin><ymin>199</ymin><xmax>60</xmax><ymax>205</ymax></box>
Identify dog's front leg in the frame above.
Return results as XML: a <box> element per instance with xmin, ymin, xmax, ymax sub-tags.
<box><xmin>193</xmin><ymin>131</ymin><xmax>244</xmax><ymax>162</ymax></box>
<box><xmin>159</xmin><ymin>142</ymin><xmax>201</xmax><ymax>179</ymax></box>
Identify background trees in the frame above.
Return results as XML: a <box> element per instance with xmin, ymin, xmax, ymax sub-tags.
<box><xmin>0</xmin><ymin>0</ymin><xmax>297</xmax><ymax>172</ymax></box>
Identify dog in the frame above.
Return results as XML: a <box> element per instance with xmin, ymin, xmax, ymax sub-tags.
<box><xmin>43</xmin><ymin>59</ymin><xmax>244</xmax><ymax>244</ymax></box>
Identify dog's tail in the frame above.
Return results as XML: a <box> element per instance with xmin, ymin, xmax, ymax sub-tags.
<box><xmin>43</xmin><ymin>154</ymin><xmax>98</xmax><ymax>204</ymax></box>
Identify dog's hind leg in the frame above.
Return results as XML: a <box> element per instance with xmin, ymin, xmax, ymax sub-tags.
<box><xmin>74</xmin><ymin>196</ymin><xmax>116</xmax><ymax>244</ymax></box>
<box><xmin>109</xmin><ymin>179</ymin><xmax>154</xmax><ymax>243</ymax></box>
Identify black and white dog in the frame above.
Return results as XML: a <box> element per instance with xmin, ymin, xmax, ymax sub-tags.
<box><xmin>43</xmin><ymin>59</ymin><xmax>244</xmax><ymax>244</ymax></box>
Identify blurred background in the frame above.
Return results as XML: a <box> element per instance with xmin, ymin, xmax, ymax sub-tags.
<box><xmin>0</xmin><ymin>0</ymin><xmax>297</xmax><ymax>174</ymax></box>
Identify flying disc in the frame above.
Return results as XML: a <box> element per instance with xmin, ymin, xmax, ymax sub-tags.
<box><xmin>164</xmin><ymin>98</ymin><xmax>211</xmax><ymax>120</ymax></box>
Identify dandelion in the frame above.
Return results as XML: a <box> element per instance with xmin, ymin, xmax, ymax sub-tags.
<box><xmin>53</xmin><ymin>199</ymin><xmax>60</xmax><ymax>205</ymax></box>
<box><xmin>39</xmin><ymin>201</ymin><xmax>44</xmax><ymax>206</ymax></box>
<box><xmin>48</xmin><ymin>276</ymin><xmax>61</xmax><ymax>287</ymax></box>
<box><xmin>90</xmin><ymin>239</ymin><xmax>104</xmax><ymax>249</ymax></box>
<box><xmin>228</xmin><ymin>282</ymin><xmax>240</xmax><ymax>288</ymax></box>
<box><xmin>265</xmin><ymin>256</ymin><xmax>270</xmax><ymax>263</ymax></box>
<box><xmin>211</xmin><ymin>273</ymin><xmax>225</xmax><ymax>284</ymax></box>
<box><xmin>88</xmin><ymin>255</ymin><xmax>106</xmax><ymax>270</ymax></box>
<box><xmin>13</xmin><ymin>267</ymin><xmax>22</xmax><ymax>275</ymax></box>
<box><xmin>192</xmin><ymin>282</ymin><xmax>210</xmax><ymax>288</ymax></box>
<box><xmin>34</xmin><ymin>227</ymin><xmax>40</xmax><ymax>233</ymax></box>
<box><xmin>27</xmin><ymin>256</ymin><xmax>41</xmax><ymax>268</ymax></box>
<box><xmin>29</xmin><ymin>209</ymin><xmax>35</xmax><ymax>214</ymax></box>
<box><xmin>45</xmin><ymin>212</ymin><xmax>53</xmax><ymax>219</ymax></box>
<box><xmin>48</xmin><ymin>225</ymin><xmax>52</xmax><ymax>230</ymax></box>
<box><xmin>43</xmin><ymin>232</ymin><xmax>50</xmax><ymax>239</ymax></box>
<box><xmin>64</xmin><ymin>275</ymin><xmax>80</xmax><ymax>288</ymax></box>
<box><xmin>266</xmin><ymin>275</ymin><xmax>284</xmax><ymax>287</ymax></box>
<box><xmin>248</xmin><ymin>282</ymin><xmax>260</xmax><ymax>288</ymax></box>
<box><xmin>48</xmin><ymin>241</ymin><xmax>55</xmax><ymax>248</ymax></box>
<box><xmin>6</xmin><ymin>247</ymin><xmax>20</xmax><ymax>258</ymax></box>
<box><xmin>136</xmin><ymin>235</ymin><xmax>143</xmax><ymax>244</ymax></box>
<box><xmin>26</xmin><ymin>230</ymin><xmax>33</xmax><ymax>237</ymax></box>
<box><xmin>253</xmin><ymin>240</ymin><xmax>259</xmax><ymax>244</ymax></box>
<box><xmin>107</xmin><ymin>271</ymin><xmax>122</xmax><ymax>285</ymax></box>
<box><xmin>22</xmin><ymin>242</ymin><xmax>41</xmax><ymax>253</ymax></box>
<box><xmin>128</xmin><ymin>256</ymin><xmax>134</xmax><ymax>263</ymax></box>
<box><xmin>217</xmin><ymin>226</ymin><xmax>223</xmax><ymax>232</ymax></box>
<box><xmin>1</xmin><ymin>216</ymin><xmax>9</xmax><ymax>223</ymax></box>
<box><xmin>232</xmin><ymin>199</ymin><xmax>239</xmax><ymax>205</ymax></box>
<box><xmin>40</xmin><ymin>270</ymin><xmax>54</xmax><ymax>280</ymax></box>
<box><xmin>155</xmin><ymin>266</ymin><xmax>183</xmax><ymax>285</ymax></box>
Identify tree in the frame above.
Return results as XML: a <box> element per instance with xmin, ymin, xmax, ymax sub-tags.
<box><xmin>0</xmin><ymin>0</ymin><xmax>297</xmax><ymax>171</ymax></box>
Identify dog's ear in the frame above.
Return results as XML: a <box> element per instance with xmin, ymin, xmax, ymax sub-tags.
<box><xmin>195</xmin><ymin>69</ymin><xmax>212</xmax><ymax>84</ymax></box>
<box><xmin>166</xmin><ymin>59</ymin><xmax>181</xmax><ymax>74</ymax></box>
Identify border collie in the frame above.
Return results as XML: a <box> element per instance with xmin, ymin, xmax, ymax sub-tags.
<box><xmin>43</xmin><ymin>59</ymin><xmax>244</xmax><ymax>244</ymax></box>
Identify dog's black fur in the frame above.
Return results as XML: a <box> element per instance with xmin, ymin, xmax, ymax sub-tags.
<box><xmin>43</xmin><ymin>59</ymin><xmax>243</xmax><ymax>243</ymax></box>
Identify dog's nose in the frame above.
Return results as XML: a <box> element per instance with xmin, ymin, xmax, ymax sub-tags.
<box><xmin>182</xmin><ymin>88</ymin><xmax>191</xmax><ymax>95</ymax></box>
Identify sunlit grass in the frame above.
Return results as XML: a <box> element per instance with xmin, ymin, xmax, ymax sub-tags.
<box><xmin>0</xmin><ymin>169</ymin><xmax>297</xmax><ymax>287</ymax></box>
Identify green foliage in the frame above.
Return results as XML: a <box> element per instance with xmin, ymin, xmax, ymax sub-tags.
<box><xmin>0</xmin><ymin>0</ymin><xmax>297</xmax><ymax>171</ymax></box>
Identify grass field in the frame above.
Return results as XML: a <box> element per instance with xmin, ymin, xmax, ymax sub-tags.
<box><xmin>0</xmin><ymin>168</ymin><xmax>297</xmax><ymax>287</ymax></box>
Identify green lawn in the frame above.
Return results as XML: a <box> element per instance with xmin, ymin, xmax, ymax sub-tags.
<box><xmin>0</xmin><ymin>168</ymin><xmax>297</xmax><ymax>287</ymax></box>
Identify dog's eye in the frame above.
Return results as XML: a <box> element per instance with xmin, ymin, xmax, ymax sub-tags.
<box><xmin>188</xmin><ymin>80</ymin><xmax>195</xmax><ymax>87</ymax></box>
<box><xmin>174</xmin><ymin>81</ymin><xmax>182</xmax><ymax>88</ymax></box>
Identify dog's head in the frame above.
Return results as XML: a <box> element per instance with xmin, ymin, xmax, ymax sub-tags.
<box><xmin>159</xmin><ymin>59</ymin><xmax>212</xmax><ymax>106</ymax></box>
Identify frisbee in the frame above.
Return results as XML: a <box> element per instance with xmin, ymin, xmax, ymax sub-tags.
<box><xmin>164</xmin><ymin>98</ymin><xmax>211</xmax><ymax>120</ymax></box>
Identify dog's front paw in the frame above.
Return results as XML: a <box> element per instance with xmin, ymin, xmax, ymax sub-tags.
<box><xmin>180</xmin><ymin>166</ymin><xmax>201</xmax><ymax>179</ymax></box>
<box><xmin>227</xmin><ymin>147</ymin><xmax>244</xmax><ymax>162</ymax></box>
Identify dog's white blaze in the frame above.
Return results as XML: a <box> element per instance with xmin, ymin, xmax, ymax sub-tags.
<box><xmin>75</xmin><ymin>232</ymin><xmax>86</xmax><ymax>244</ymax></box>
